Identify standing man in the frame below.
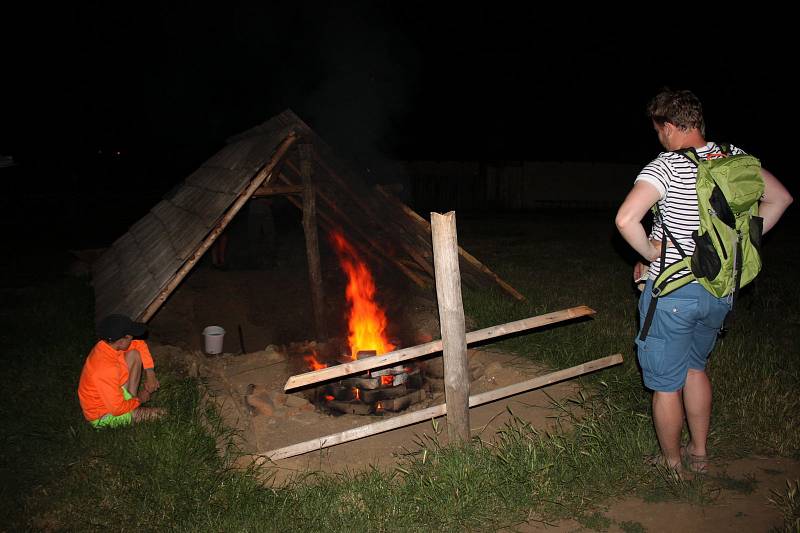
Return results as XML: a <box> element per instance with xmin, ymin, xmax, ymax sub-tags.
<box><xmin>615</xmin><ymin>89</ymin><xmax>792</xmax><ymax>474</ymax></box>
<box><xmin>78</xmin><ymin>314</ymin><xmax>165</xmax><ymax>427</ymax></box>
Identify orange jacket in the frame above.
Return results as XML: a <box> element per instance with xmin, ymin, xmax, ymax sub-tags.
<box><xmin>77</xmin><ymin>339</ymin><xmax>155</xmax><ymax>421</ymax></box>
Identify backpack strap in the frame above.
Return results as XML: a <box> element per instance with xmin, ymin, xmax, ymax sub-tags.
<box><xmin>638</xmin><ymin>221</ymin><xmax>693</xmax><ymax>341</ymax></box>
<box><xmin>639</xmin><ymin>232</ymin><xmax>668</xmax><ymax>342</ymax></box>
<box><xmin>674</xmin><ymin>147</ymin><xmax>700</xmax><ymax>165</ymax></box>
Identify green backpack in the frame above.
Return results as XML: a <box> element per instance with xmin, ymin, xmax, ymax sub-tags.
<box><xmin>639</xmin><ymin>144</ymin><xmax>765</xmax><ymax>340</ymax></box>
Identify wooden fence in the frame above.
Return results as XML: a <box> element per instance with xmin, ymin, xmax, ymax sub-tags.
<box><xmin>405</xmin><ymin>160</ymin><xmax>640</xmax><ymax>212</ymax></box>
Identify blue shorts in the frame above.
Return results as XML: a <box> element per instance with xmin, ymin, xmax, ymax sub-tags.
<box><xmin>636</xmin><ymin>279</ymin><xmax>731</xmax><ymax>392</ymax></box>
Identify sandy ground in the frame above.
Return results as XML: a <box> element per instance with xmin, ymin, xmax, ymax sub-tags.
<box><xmin>193</xmin><ymin>346</ymin><xmax>577</xmax><ymax>476</ymax></box>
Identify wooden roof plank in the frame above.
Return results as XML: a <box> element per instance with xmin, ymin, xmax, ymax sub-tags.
<box><xmin>92</xmin><ymin>254</ymin><xmax>121</xmax><ymax>286</ymax></box>
<box><xmin>237</xmin><ymin>134</ymin><xmax>283</xmax><ymax>172</ymax></box>
<box><xmin>203</xmin><ymin>141</ymin><xmax>244</xmax><ymax>170</ymax></box>
<box><xmin>129</xmin><ymin>214</ymin><xmax>167</xmax><ymax>249</ymax></box>
<box><xmin>185</xmin><ymin>166</ymin><xmax>222</xmax><ymax>191</ymax></box>
<box><xmin>136</xmin><ymin>232</ymin><xmax>182</xmax><ymax>282</ymax></box>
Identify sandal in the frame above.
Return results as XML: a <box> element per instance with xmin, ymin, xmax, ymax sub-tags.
<box><xmin>645</xmin><ymin>453</ymin><xmax>685</xmax><ymax>479</ymax></box>
<box><xmin>680</xmin><ymin>443</ymin><xmax>709</xmax><ymax>474</ymax></box>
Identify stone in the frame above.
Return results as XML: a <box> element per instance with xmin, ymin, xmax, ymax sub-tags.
<box><xmin>244</xmin><ymin>385</ymin><xmax>275</xmax><ymax>416</ymax></box>
<box><xmin>284</xmin><ymin>394</ymin><xmax>312</xmax><ymax>409</ymax></box>
<box><xmin>272</xmin><ymin>393</ymin><xmax>289</xmax><ymax>406</ymax></box>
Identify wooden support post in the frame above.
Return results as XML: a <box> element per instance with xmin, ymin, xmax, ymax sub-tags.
<box><xmin>283</xmin><ymin>305</ymin><xmax>596</xmax><ymax>390</ymax></box>
<box><xmin>260</xmin><ymin>353</ymin><xmax>623</xmax><ymax>461</ymax></box>
<box><xmin>431</xmin><ymin>211</ymin><xmax>470</xmax><ymax>443</ymax></box>
<box><xmin>299</xmin><ymin>144</ymin><xmax>327</xmax><ymax>341</ymax></box>
<box><xmin>138</xmin><ymin>132</ymin><xmax>297</xmax><ymax>322</ymax></box>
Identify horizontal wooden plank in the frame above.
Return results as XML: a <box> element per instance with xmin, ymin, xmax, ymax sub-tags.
<box><xmin>252</xmin><ymin>184</ymin><xmax>305</xmax><ymax>196</ymax></box>
<box><xmin>284</xmin><ymin>305</ymin><xmax>596</xmax><ymax>390</ymax></box>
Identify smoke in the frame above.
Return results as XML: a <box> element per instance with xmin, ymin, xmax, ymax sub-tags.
<box><xmin>296</xmin><ymin>7</ymin><xmax>419</xmax><ymax>191</ymax></box>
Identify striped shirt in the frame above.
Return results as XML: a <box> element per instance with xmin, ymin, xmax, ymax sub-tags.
<box><xmin>634</xmin><ymin>142</ymin><xmax>745</xmax><ymax>282</ymax></box>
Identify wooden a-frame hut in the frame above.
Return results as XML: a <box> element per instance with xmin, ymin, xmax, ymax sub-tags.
<box><xmin>92</xmin><ymin>110</ymin><xmax>524</xmax><ymax>339</ymax></box>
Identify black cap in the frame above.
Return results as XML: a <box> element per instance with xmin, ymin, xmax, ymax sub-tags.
<box><xmin>97</xmin><ymin>314</ymin><xmax>147</xmax><ymax>341</ymax></box>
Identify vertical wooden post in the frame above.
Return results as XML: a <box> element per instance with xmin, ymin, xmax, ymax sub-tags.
<box><xmin>299</xmin><ymin>144</ymin><xmax>327</xmax><ymax>341</ymax></box>
<box><xmin>430</xmin><ymin>211</ymin><xmax>470</xmax><ymax>443</ymax></box>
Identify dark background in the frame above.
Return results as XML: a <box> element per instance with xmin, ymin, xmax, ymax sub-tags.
<box><xmin>1</xmin><ymin>5</ymin><xmax>795</xmax><ymax>253</ymax></box>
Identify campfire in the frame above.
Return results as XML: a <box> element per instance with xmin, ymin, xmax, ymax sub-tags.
<box><xmin>296</xmin><ymin>231</ymin><xmax>427</xmax><ymax>415</ymax></box>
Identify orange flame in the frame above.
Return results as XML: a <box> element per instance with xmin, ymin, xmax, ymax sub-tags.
<box><xmin>381</xmin><ymin>375</ymin><xmax>393</xmax><ymax>386</ymax></box>
<box><xmin>330</xmin><ymin>231</ymin><xmax>395</xmax><ymax>359</ymax></box>
<box><xmin>304</xmin><ymin>352</ymin><xmax>327</xmax><ymax>371</ymax></box>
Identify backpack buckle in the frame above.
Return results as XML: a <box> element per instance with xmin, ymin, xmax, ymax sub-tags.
<box><xmin>651</xmin><ymin>286</ymin><xmax>662</xmax><ymax>297</ymax></box>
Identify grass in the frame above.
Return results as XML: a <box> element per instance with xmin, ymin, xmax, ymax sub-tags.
<box><xmin>769</xmin><ymin>479</ymin><xmax>800</xmax><ymax>533</ymax></box>
<box><xmin>1</xmin><ymin>209</ymin><xmax>798</xmax><ymax>531</ymax></box>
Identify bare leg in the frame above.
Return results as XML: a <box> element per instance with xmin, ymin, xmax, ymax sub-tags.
<box><xmin>125</xmin><ymin>350</ymin><xmax>142</xmax><ymax>396</ymax></box>
<box><xmin>683</xmin><ymin>368</ymin><xmax>711</xmax><ymax>457</ymax></box>
<box><xmin>652</xmin><ymin>390</ymin><xmax>684</xmax><ymax>468</ymax></box>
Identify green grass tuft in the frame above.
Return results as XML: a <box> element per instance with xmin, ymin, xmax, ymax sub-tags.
<box><xmin>769</xmin><ymin>479</ymin><xmax>800</xmax><ymax>533</ymax></box>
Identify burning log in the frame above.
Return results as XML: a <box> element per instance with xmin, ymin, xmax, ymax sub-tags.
<box><xmin>260</xmin><ymin>353</ymin><xmax>623</xmax><ymax>461</ymax></box>
<box><xmin>340</xmin><ymin>377</ymin><xmax>381</xmax><ymax>390</ymax></box>
<box><xmin>283</xmin><ymin>305</ymin><xmax>596</xmax><ymax>391</ymax></box>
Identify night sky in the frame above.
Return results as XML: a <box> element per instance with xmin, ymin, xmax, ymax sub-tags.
<box><xmin>1</xmin><ymin>6</ymin><xmax>795</xmax><ymax>250</ymax></box>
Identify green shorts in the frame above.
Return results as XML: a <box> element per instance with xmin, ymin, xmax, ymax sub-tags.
<box><xmin>90</xmin><ymin>387</ymin><xmax>135</xmax><ymax>428</ymax></box>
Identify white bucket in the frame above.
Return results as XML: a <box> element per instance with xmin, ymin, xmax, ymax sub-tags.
<box><xmin>202</xmin><ymin>326</ymin><xmax>226</xmax><ymax>354</ymax></box>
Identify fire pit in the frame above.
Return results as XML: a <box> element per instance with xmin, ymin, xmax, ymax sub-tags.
<box><xmin>292</xmin><ymin>344</ymin><xmax>429</xmax><ymax>415</ymax></box>
<box><xmin>317</xmin><ymin>352</ymin><xmax>427</xmax><ymax>415</ymax></box>
<box><xmin>290</xmin><ymin>231</ymin><xmax>431</xmax><ymax>415</ymax></box>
